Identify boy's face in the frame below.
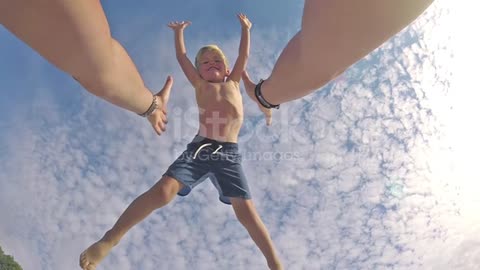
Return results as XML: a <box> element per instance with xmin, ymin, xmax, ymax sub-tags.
<box><xmin>198</xmin><ymin>51</ymin><xmax>229</xmax><ymax>82</ymax></box>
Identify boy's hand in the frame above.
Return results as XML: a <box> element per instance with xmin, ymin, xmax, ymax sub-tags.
<box><xmin>237</xmin><ymin>13</ymin><xmax>252</xmax><ymax>30</ymax></box>
<box><xmin>148</xmin><ymin>76</ymin><xmax>173</xmax><ymax>135</ymax></box>
<box><xmin>242</xmin><ymin>71</ymin><xmax>272</xmax><ymax>126</ymax></box>
<box><xmin>167</xmin><ymin>21</ymin><xmax>191</xmax><ymax>31</ymax></box>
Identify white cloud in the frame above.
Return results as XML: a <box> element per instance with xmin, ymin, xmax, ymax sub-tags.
<box><xmin>2</xmin><ymin>1</ymin><xmax>480</xmax><ymax>270</ymax></box>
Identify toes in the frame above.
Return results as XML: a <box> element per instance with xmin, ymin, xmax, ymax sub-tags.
<box><xmin>79</xmin><ymin>252</ymin><xmax>87</xmax><ymax>267</ymax></box>
<box><xmin>79</xmin><ymin>251</ymin><xmax>96</xmax><ymax>270</ymax></box>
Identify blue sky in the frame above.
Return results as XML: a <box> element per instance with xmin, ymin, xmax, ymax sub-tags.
<box><xmin>1</xmin><ymin>1</ymin><xmax>479</xmax><ymax>270</ymax></box>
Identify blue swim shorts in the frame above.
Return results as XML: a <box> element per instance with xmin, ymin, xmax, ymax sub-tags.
<box><xmin>163</xmin><ymin>135</ymin><xmax>251</xmax><ymax>204</ymax></box>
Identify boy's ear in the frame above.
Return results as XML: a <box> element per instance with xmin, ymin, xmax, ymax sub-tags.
<box><xmin>226</xmin><ymin>69</ymin><xmax>231</xmax><ymax>76</ymax></box>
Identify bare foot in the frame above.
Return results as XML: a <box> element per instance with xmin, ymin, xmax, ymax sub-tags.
<box><xmin>79</xmin><ymin>240</ymin><xmax>115</xmax><ymax>270</ymax></box>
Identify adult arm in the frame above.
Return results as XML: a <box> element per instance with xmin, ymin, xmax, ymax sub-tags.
<box><xmin>245</xmin><ymin>0</ymin><xmax>435</xmax><ymax>105</ymax></box>
<box><xmin>0</xmin><ymin>0</ymin><xmax>171</xmax><ymax>134</ymax></box>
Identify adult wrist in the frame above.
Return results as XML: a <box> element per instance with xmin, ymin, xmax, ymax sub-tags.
<box><xmin>138</xmin><ymin>95</ymin><xmax>158</xmax><ymax>117</ymax></box>
<box><xmin>255</xmin><ymin>79</ymin><xmax>280</xmax><ymax>109</ymax></box>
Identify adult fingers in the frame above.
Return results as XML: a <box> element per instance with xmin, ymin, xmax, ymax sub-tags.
<box><xmin>265</xmin><ymin>115</ymin><xmax>272</xmax><ymax>126</ymax></box>
<box><xmin>161</xmin><ymin>111</ymin><xmax>168</xmax><ymax>124</ymax></box>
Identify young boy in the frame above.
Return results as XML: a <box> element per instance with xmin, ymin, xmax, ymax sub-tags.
<box><xmin>79</xmin><ymin>14</ymin><xmax>282</xmax><ymax>270</ymax></box>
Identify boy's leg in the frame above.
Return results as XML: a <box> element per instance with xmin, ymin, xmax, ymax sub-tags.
<box><xmin>79</xmin><ymin>176</ymin><xmax>183</xmax><ymax>270</ymax></box>
<box><xmin>0</xmin><ymin>0</ymin><xmax>154</xmax><ymax>114</ymax></box>
<box><xmin>230</xmin><ymin>198</ymin><xmax>283</xmax><ymax>270</ymax></box>
<box><xmin>258</xmin><ymin>0</ymin><xmax>434</xmax><ymax>105</ymax></box>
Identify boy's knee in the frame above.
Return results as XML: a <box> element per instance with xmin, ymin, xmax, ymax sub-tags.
<box><xmin>149</xmin><ymin>177</ymin><xmax>181</xmax><ymax>206</ymax></box>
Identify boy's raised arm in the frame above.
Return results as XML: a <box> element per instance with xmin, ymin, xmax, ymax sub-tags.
<box><xmin>228</xmin><ymin>13</ymin><xmax>251</xmax><ymax>83</ymax></box>
<box><xmin>168</xmin><ymin>21</ymin><xmax>202</xmax><ymax>87</ymax></box>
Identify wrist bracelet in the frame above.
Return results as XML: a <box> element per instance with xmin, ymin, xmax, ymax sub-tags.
<box><xmin>255</xmin><ymin>79</ymin><xmax>280</xmax><ymax>109</ymax></box>
<box><xmin>138</xmin><ymin>95</ymin><xmax>158</xmax><ymax>117</ymax></box>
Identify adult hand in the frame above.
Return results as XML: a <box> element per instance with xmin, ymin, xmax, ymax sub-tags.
<box><xmin>242</xmin><ymin>71</ymin><xmax>272</xmax><ymax>126</ymax></box>
<box><xmin>148</xmin><ymin>76</ymin><xmax>173</xmax><ymax>135</ymax></box>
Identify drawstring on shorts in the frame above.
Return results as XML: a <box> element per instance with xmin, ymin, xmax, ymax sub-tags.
<box><xmin>193</xmin><ymin>143</ymin><xmax>223</xmax><ymax>159</ymax></box>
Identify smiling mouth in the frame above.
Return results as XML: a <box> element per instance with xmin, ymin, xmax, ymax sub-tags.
<box><xmin>208</xmin><ymin>67</ymin><xmax>219</xmax><ymax>71</ymax></box>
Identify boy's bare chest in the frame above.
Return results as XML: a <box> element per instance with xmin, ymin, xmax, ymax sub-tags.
<box><xmin>197</xmin><ymin>82</ymin><xmax>242</xmax><ymax>106</ymax></box>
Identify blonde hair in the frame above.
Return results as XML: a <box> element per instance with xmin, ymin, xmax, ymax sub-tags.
<box><xmin>195</xmin><ymin>45</ymin><xmax>229</xmax><ymax>70</ymax></box>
